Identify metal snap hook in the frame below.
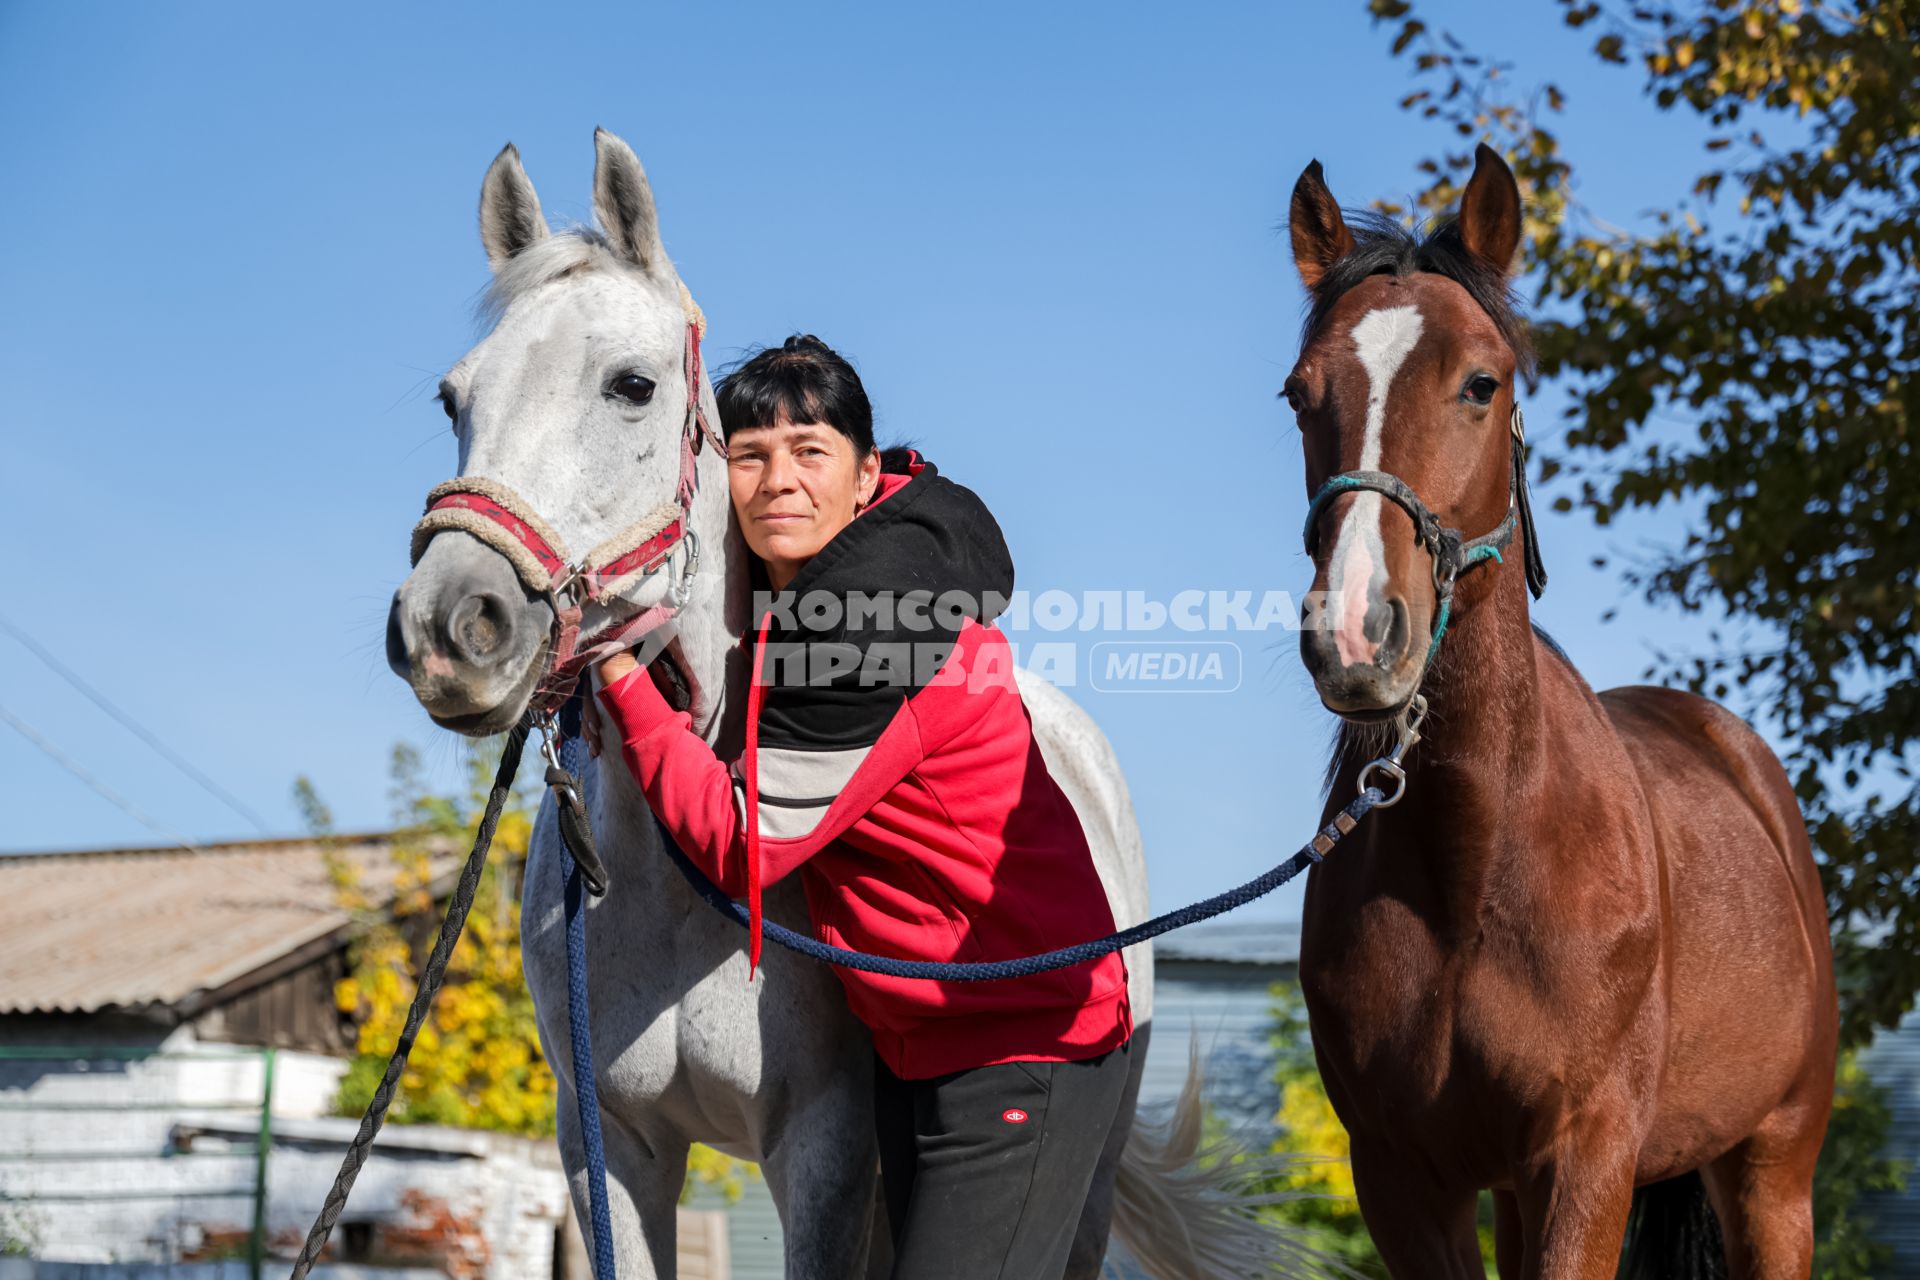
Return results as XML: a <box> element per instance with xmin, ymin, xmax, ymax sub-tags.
<box><xmin>669</xmin><ymin>530</ymin><xmax>700</xmax><ymax>608</ymax></box>
<box><xmin>531</xmin><ymin>711</ymin><xmax>563</xmax><ymax>773</ymax></box>
<box><xmin>1356</xmin><ymin>757</ymin><xmax>1408</xmax><ymax>807</ymax></box>
<box><xmin>1356</xmin><ymin>693</ymin><xmax>1426</xmax><ymax>807</ymax></box>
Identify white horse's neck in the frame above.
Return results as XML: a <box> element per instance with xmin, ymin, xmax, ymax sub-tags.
<box><xmin>672</xmin><ymin>413</ymin><xmax>749</xmax><ymax>749</ymax></box>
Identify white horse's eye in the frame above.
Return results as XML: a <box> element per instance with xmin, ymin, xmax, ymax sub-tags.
<box><xmin>610</xmin><ymin>373</ymin><xmax>657</xmax><ymax>407</ymax></box>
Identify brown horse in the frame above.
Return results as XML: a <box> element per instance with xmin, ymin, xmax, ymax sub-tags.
<box><xmin>1285</xmin><ymin>145</ymin><xmax>1838</xmax><ymax>1279</ymax></box>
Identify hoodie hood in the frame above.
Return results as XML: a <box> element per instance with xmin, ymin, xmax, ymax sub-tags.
<box><xmin>781</xmin><ymin>450</ymin><xmax>1013</xmax><ymax>626</ymax></box>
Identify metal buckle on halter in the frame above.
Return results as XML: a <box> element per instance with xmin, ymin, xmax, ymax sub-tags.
<box><xmin>549</xmin><ymin>561</ymin><xmax>590</xmax><ymax>607</ymax></box>
<box><xmin>1357</xmin><ymin>693</ymin><xmax>1428</xmax><ymax>808</ymax></box>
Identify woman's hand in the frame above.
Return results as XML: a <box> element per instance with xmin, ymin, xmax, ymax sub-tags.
<box><xmin>597</xmin><ymin>651</ymin><xmax>641</xmax><ymax>687</ymax></box>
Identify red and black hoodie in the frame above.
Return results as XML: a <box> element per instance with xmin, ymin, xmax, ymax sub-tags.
<box><xmin>597</xmin><ymin>451</ymin><xmax>1132</xmax><ymax>1079</ymax></box>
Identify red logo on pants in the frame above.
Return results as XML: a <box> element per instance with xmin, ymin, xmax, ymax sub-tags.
<box><xmin>1002</xmin><ymin>1108</ymin><xmax>1029</xmax><ymax>1124</ymax></box>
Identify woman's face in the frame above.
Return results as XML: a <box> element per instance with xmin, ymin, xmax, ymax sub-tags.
<box><xmin>727</xmin><ymin>416</ymin><xmax>881</xmax><ymax>591</ymax></box>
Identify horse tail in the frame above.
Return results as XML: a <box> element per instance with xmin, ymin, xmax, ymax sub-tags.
<box><xmin>1108</xmin><ymin>1042</ymin><xmax>1349</xmax><ymax>1278</ymax></box>
<box><xmin>1617</xmin><ymin>1171</ymin><xmax>1727</xmax><ymax>1280</ymax></box>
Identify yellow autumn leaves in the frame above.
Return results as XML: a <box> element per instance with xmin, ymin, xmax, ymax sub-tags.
<box><xmin>309</xmin><ymin>742</ymin><xmax>753</xmax><ymax>1201</ymax></box>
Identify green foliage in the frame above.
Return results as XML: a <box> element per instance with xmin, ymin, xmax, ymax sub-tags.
<box><xmin>1363</xmin><ymin>0</ymin><xmax>1920</xmax><ymax>1046</ymax></box>
<box><xmin>298</xmin><ymin>744</ymin><xmax>754</xmax><ymax>1198</ymax></box>
<box><xmin>1812</xmin><ymin>1051</ymin><xmax>1907</xmax><ymax>1279</ymax></box>
<box><xmin>0</xmin><ymin>1202</ymin><xmax>39</xmax><ymax>1256</ymax></box>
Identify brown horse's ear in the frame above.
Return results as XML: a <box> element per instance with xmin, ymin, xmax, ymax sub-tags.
<box><xmin>1458</xmin><ymin>143</ymin><xmax>1523</xmax><ymax>276</ymax></box>
<box><xmin>1290</xmin><ymin>160</ymin><xmax>1356</xmax><ymax>292</ymax></box>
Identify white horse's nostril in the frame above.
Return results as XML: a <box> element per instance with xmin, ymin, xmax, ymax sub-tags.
<box><xmin>384</xmin><ymin>594</ymin><xmax>412</xmax><ymax>679</ymax></box>
<box><xmin>445</xmin><ymin>591</ymin><xmax>515</xmax><ymax>663</ymax></box>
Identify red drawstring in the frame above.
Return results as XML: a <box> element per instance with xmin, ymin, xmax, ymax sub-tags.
<box><xmin>743</xmin><ymin>613</ymin><xmax>771</xmax><ymax>976</ymax></box>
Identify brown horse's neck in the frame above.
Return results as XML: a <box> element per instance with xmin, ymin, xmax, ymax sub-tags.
<box><xmin>1420</xmin><ymin>568</ymin><xmax>1547</xmax><ymax>779</ymax></box>
<box><xmin>1348</xmin><ymin>567</ymin><xmax>1552</xmax><ymax>936</ymax></box>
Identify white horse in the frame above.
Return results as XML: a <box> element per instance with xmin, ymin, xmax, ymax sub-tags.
<box><xmin>387</xmin><ymin>129</ymin><xmax>1316</xmax><ymax>1278</ymax></box>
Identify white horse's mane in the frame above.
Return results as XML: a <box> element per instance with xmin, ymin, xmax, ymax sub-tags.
<box><xmin>477</xmin><ymin>227</ymin><xmax>620</xmax><ymax>328</ymax></box>
<box><xmin>477</xmin><ymin>225</ymin><xmax>705</xmax><ymax>338</ymax></box>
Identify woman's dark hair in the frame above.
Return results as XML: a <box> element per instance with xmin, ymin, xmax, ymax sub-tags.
<box><xmin>716</xmin><ymin>334</ymin><xmax>875</xmax><ymax>455</ymax></box>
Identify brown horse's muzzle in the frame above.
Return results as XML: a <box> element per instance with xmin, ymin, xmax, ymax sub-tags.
<box><xmin>1300</xmin><ymin>586</ymin><xmax>1422</xmax><ymax>718</ymax></box>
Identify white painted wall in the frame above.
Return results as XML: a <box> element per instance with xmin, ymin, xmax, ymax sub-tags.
<box><xmin>0</xmin><ymin>1027</ymin><xmax>569</xmax><ymax>1277</ymax></box>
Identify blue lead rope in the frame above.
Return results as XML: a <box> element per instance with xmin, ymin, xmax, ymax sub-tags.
<box><xmin>559</xmin><ymin>738</ymin><xmax>618</xmax><ymax>1280</ymax></box>
<box><xmin>650</xmin><ymin>786</ymin><xmax>1386</xmax><ymax>982</ymax></box>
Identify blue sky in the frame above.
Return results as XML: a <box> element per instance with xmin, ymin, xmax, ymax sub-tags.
<box><xmin>0</xmin><ymin>2</ymin><xmax>1729</xmax><ymax>919</ymax></box>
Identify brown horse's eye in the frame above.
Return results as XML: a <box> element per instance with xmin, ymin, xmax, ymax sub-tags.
<box><xmin>1463</xmin><ymin>374</ymin><xmax>1500</xmax><ymax>406</ymax></box>
<box><xmin>1281</xmin><ymin>376</ymin><xmax>1307</xmax><ymax>419</ymax></box>
<box><xmin>610</xmin><ymin>373</ymin><xmax>656</xmax><ymax>406</ymax></box>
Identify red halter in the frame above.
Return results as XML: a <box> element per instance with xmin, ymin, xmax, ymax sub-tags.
<box><xmin>410</xmin><ymin>319</ymin><xmax>726</xmax><ymax>716</ymax></box>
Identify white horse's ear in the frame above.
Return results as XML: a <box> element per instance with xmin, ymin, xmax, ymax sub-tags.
<box><xmin>479</xmin><ymin>143</ymin><xmax>549</xmax><ymax>271</ymax></box>
<box><xmin>592</xmin><ymin>128</ymin><xmax>667</xmax><ymax>272</ymax></box>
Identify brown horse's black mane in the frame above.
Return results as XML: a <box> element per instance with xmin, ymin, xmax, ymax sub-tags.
<box><xmin>1302</xmin><ymin>210</ymin><xmax>1537</xmax><ymax>385</ymax></box>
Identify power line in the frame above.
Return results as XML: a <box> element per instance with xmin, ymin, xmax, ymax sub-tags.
<box><xmin>0</xmin><ymin>701</ymin><xmax>200</xmax><ymax>852</ymax></box>
<box><xmin>0</xmin><ymin>611</ymin><xmax>271</xmax><ymax>833</ymax></box>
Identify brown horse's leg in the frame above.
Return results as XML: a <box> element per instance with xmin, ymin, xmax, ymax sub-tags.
<box><xmin>1492</xmin><ymin>1190</ymin><xmax>1524</xmax><ymax>1279</ymax></box>
<box><xmin>1350</xmin><ymin>1145</ymin><xmax>1486</xmax><ymax>1279</ymax></box>
<box><xmin>1700</xmin><ymin>1107</ymin><xmax>1824</xmax><ymax>1279</ymax></box>
<box><xmin>1698</xmin><ymin>1036</ymin><xmax>1832</xmax><ymax>1280</ymax></box>
<box><xmin>1513</xmin><ymin>1149</ymin><xmax>1638</xmax><ymax>1280</ymax></box>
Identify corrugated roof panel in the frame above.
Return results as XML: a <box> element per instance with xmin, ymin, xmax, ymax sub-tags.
<box><xmin>0</xmin><ymin>833</ymin><xmax>455</xmax><ymax>1016</ymax></box>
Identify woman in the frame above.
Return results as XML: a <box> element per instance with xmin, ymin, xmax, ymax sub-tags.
<box><xmin>594</xmin><ymin>335</ymin><xmax>1134</xmax><ymax>1278</ymax></box>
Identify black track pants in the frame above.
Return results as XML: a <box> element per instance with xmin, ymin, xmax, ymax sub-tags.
<box><xmin>874</xmin><ymin>1039</ymin><xmax>1132</xmax><ymax>1279</ymax></box>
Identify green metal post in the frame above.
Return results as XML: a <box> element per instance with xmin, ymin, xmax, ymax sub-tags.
<box><xmin>250</xmin><ymin>1048</ymin><xmax>276</xmax><ymax>1280</ymax></box>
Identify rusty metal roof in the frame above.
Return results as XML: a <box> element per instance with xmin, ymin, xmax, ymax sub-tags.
<box><xmin>0</xmin><ymin>832</ymin><xmax>458</xmax><ymax>1018</ymax></box>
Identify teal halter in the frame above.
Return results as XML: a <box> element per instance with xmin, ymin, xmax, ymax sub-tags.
<box><xmin>1302</xmin><ymin>406</ymin><xmax>1548</xmax><ymax>661</ymax></box>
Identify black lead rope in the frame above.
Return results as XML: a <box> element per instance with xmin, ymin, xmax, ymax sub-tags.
<box><xmin>288</xmin><ymin>723</ymin><xmax>531</xmax><ymax>1280</ymax></box>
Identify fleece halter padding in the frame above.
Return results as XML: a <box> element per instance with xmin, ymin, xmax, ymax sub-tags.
<box><xmin>412</xmin><ymin>478</ymin><xmax>683</xmax><ymax>600</ymax></box>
